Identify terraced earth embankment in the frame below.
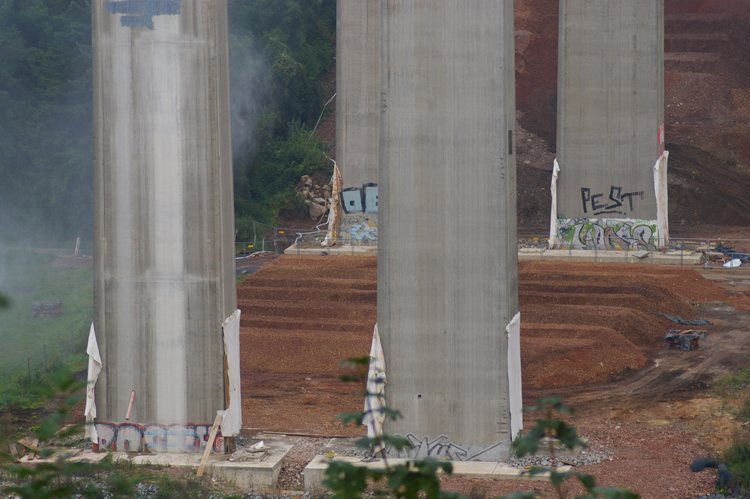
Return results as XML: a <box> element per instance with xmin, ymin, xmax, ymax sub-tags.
<box><xmin>238</xmin><ymin>256</ymin><xmax>750</xmax><ymax>435</ymax></box>
<box><xmin>238</xmin><ymin>256</ymin><xmax>376</xmax><ymax>436</ymax></box>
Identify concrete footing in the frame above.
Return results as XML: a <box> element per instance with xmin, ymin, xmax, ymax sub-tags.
<box><xmin>211</xmin><ymin>439</ymin><xmax>296</xmax><ymax>489</ymax></box>
<box><xmin>284</xmin><ymin>243</ymin><xmax>376</xmax><ymax>255</ymax></box>
<box><xmin>33</xmin><ymin>436</ymin><xmax>297</xmax><ymax>490</ymax></box>
<box><xmin>28</xmin><ymin>434</ymin><xmax>583</xmax><ymax>491</ymax></box>
<box><xmin>518</xmin><ymin>248</ymin><xmax>701</xmax><ymax>265</ymax></box>
<box><xmin>303</xmin><ymin>455</ymin><xmax>571</xmax><ymax>491</ymax></box>
<box><xmin>285</xmin><ymin>244</ymin><xmax>702</xmax><ymax>266</ymax></box>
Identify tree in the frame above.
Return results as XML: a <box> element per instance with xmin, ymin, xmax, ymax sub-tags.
<box><xmin>0</xmin><ymin>0</ymin><xmax>92</xmax><ymax>244</ymax></box>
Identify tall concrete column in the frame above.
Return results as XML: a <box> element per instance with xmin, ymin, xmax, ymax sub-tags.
<box><xmin>378</xmin><ymin>0</ymin><xmax>520</xmax><ymax>461</ymax></box>
<box><xmin>554</xmin><ymin>0</ymin><xmax>666</xmax><ymax>249</ymax></box>
<box><xmin>336</xmin><ymin>0</ymin><xmax>381</xmax><ymax>246</ymax></box>
<box><xmin>92</xmin><ymin>0</ymin><xmax>236</xmax><ymax>446</ymax></box>
<box><xmin>337</xmin><ymin>0</ymin><xmax>380</xmax><ymax>189</ymax></box>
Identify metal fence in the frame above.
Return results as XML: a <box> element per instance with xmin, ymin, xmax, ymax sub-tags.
<box><xmin>235</xmin><ymin>218</ymin><xmax>750</xmax><ymax>272</ymax></box>
<box><xmin>2</xmin><ymin>309</ymin><xmax>91</xmax><ymax>407</ymax></box>
<box><xmin>235</xmin><ymin>218</ymin><xmax>331</xmax><ymax>257</ymax></box>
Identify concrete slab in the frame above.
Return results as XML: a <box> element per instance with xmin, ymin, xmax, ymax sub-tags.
<box><xmin>288</xmin><ymin>245</ymin><xmax>701</xmax><ymax>266</ymax></box>
<box><xmin>518</xmin><ymin>249</ymin><xmax>701</xmax><ymax>266</ymax></box>
<box><xmin>129</xmin><ymin>453</ymin><xmax>223</xmax><ymax>467</ymax></box>
<box><xmin>27</xmin><ymin>436</ymin><xmax>298</xmax><ymax>490</ymax></box>
<box><xmin>212</xmin><ymin>438</ymin><xmax>298</xmax><ymax>489</ymax></box>
<box><xmin>284</xmin><ymin>243</ymin><xmax>377</xmax><ymax>256</ymax></box>
<box><xmin>304</xmin><ymin>455</ymin><xmax>571</xmax><ymax>490</ymax></box>
<box><xmin>17</xmin><ymin>449</ymin><xmax>109</xmax><ymax>465</ymax></box>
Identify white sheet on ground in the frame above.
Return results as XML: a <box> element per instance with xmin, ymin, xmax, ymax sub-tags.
<box><xmin>549</xmin><ymin>159</ymin><xmax>561</xmax><ymax>249</ymax></box>
<box><xmin>218</xmin><ymin>310</ymin><xmax>242</xmax><ymax>436</ymax></box>
<box><xmin>85</xmin><ymin>323</ymin><xmax>102</xmax><ymax>444</ymax></box>
<box><xmin>506</xmin><ymin>312</ymin><xmax>523</xmax><ymax>439</ymax></box>
<box><xmin>363</xmin><ymin>324</ymin><xmax>386</xmax><ymax>439</ymax></box>
<box><xmin>653</xmin><ymin>151</ymin><xmax>670</xmax><ymax>247</ymax></box>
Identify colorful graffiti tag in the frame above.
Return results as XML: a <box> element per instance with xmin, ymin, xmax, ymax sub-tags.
<box><xmin>344</xmin><ymin>216</ymin><xmax>378</xmax><ymax>242</ymax></box>
<box><xmin>557</xmin><ymin>218</ymin><xmax>657</xmax><ymax>250</ymax></box>
<box><xmin>95</xmin><ymin>422</ymin><xmax>225</xmax><ymax>453</ymax></box>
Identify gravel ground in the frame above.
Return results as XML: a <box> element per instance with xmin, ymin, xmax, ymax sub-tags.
<box><xmin>277</xmin><ymin>438</ymin><xmax>330</xmax><ymax>490</ymax></box>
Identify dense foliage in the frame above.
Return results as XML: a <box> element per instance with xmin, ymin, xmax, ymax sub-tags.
<box><xmin>0</xmin><ymin>0</ymin><xmax>92</xmax><ymax>244</ymax></box>
<box><xmin>228</xmin><ymin>0</ymin><xmax>336</xmax><ymax>224</ymax></box>
<box><xmin>0</xmin><ymin>0</ymin><xmax>334</xmax><ymax>244</ymax></box>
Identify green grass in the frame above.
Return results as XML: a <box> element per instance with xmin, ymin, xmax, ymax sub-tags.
<box><xmin>714</xmin><ymin>367</ymin><xmax>750</xmax><ymax>399</ymax></box>
<box><xmin>0</xmin><ymin>248</ymin><xmax>92</xmax><ymax>406</ymax></box>
<box><xmin>726</xmin><ymin>430</ymin><xmax>750</xmax><ymax>490</ymax></box>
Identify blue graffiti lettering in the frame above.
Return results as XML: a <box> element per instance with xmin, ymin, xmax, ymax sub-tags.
<box><xmin>106</xmin><ymin>0</ymin><xmax>181</xmax><ymax>30</ymax></box>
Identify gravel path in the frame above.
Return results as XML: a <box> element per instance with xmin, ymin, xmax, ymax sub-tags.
<box><xmin>277</xmin><ymin>438</ymin><xmax>330</xmax><ymax>490</ymax></box>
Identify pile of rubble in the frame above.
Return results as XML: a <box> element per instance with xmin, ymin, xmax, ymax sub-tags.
<box><xmin>296</xmin><ymin>175</ymin><xmax>334</xmax><ymax>220</ymax></box>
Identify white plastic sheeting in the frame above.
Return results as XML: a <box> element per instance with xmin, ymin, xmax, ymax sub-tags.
<box><xmin>548</xmin><ymin>159</ymin><xmax>561</xmax><ymax>249</ymax></box>
<box><xmin>653</xmin><ymin>151</ymin><xmax>670</xmax><ymax>247</ymax></box>
<box><xmin>363</xmin><ymin>324</ymin><xmax>386</xmax><ymax>438</ymax></box>
<box><xmin>506</xmin><ymin>312</ymin><xmax>523</xmax><ymax>439</ymax></box>
<box><xmin>724</xmin><ymin>259</ymin><xmax>742</xmax><ymax>268</ymax></box>
<box><xmin>218</xmin><ymin>310</ymin><xmax>242</xmax><ymax>436</ymax></box>
<box><xmin>85</xmin><ymin>323</ymin><xmax>102</xmax><ymax>444</ymax></box>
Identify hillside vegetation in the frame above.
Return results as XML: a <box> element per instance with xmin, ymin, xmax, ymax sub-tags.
<box><xmin>0</xmin><ymin>0</ymin><xmax>334</xmax><ymax>245</ymax></box>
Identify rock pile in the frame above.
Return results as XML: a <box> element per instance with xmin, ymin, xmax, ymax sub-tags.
<box><xmin>297</xmin><ymin>175</ymin><xmax>334</xmax><ymax>220</ymax></box>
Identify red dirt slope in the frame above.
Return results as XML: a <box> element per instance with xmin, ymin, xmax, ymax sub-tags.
<box><xmin>238</xmin><ymin>255</ymin><xmax>376</xmax><ymax>436</ymax></box>
<box><xmin>514</xmin><ymin>0</ymin><xmax>750</xmax><ymax>230</ymax></box>
<box><xmin>238</xmin><ymin>257</ymin><xmax>746</xmax><ymax>434</ymax></box>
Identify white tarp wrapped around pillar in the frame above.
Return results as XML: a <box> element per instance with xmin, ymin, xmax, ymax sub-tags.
<box><xmin>85</xmin><ymin>323</ymin><xmax>102</xmax><ymax>444</ymax></box>
<box><xmin>548</xmin><ymin>159</ymin><xmax>561</xmax><ymax>249</ymax></box>
<box><xmin>323</xmin><ymin>162</ymin><xmax>344</xmax><ymax>247</ymax></box>
<box><xmin>506</xmin><ymin>312</ymin><xmax>523</xmax><ymax>439</ymax></box>
<box><xmin>653</xmin><ymin>151</ymin><xmax>669</xmax><ymax>248</ymax></box>
<box><xmin>363</xmin><ymin>324</ymin><xmax>386</xmax><ymax>439</ymax></box>
<box><xmin>218</xmin><ymin>310</ymin><xmax>242</xmax><ymax>436</ymax></box>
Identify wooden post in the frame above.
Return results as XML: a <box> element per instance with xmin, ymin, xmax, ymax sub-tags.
<box><xmin>197</xmin><ymin>414</ymin><xmax>222</xmax><ymax>478</ymax></box>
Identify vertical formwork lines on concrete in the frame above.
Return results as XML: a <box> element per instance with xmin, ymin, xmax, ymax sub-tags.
<box><xmin>93</xmin><ymin>0</ymin><xmax>235</xmax><ymax>431</ymax></box>
<box><xmin>556</xmin><ymin>0</ymin><xmax>665</xmax><ymax>250</ymax></box>
<box><xmin>378</xmin><ymin>0</ymin><xmax>519</xmax><ymax>462</ymax></box>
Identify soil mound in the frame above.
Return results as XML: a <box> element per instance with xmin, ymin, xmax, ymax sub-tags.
<box><xmin>521</xmin><ymin>324</ymin><xmax>647</xmax><ymax>388</ymax></box>
<box><xmin>238</xmin><ymin>257</ymin><xmax>739</xmax><ymax>434</ymax></box>
<box><xmin>521</xmin><ymin>304</ymin><xmax>669</xmax><ymax>350</ymax></box>
<box><xmin>238</xmin><ymin>255</ymin><xmax>376</xmax><ymax>436</ymax></box>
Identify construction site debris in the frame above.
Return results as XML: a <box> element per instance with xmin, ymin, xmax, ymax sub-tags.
<box><xmin>29</xmin><ymin>300</ymin><xmax>62</xmax><ymax>318</ymax></box>
<box><xmin>665</xmin><ymin>329</ymin><xmax>707</xmax><ymax>351</ymax></box>
<box><xmin>690</xmin><ymin>457</ymin><xmax>719</xmax><ymax>472</ymax></box>
<box><xmin>715</xmin><ymin>243</ymin><xmax>750</xmax><ymax>264</ymax></box>
<box><xmin>650</xmin><ymin>311</ymin><xmax>713</xmax><ymax>326</ymax></box>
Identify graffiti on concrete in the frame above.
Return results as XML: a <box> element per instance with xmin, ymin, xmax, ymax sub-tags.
<box><xmin>341</xmin><ymin>184</ymin><xmax>378</xmax><ymax>215</ymax></box>
<box><xmin>106</xmin><ymin>0</ymin><xmax>181</xmax><ymax>30</ymax></box>
<box><xmin>339</xmin><ymin>183</ymin><xmax>378</xmax><ymax>245</ymax></box>
<box><xmin>344</xmin><ymin>216</ymin><xmax>378</xmax><ymax>243</ymax></box>
<box><xmin>341</xmin><ymin>188</ymin><xmax>363</xmax><ymax>213</ymax></box>
<box><xmin>581</xmin><ymin>186</ymin><xmax>645</xmax><ymax>217</ymax></box>
<box><xmin>386</xmin><ymin>434</ymin><xmax>509</xmax><ymax>462</ymax></box>
<box><xmin>558</xmin><ymin>218</ymin><xmax>657</xmax><ymax>250</ymax></box>
<box><xmin>95</xmin><ymin>422</ymin><xmax>225</xmax><ymax>453</ymax></box>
